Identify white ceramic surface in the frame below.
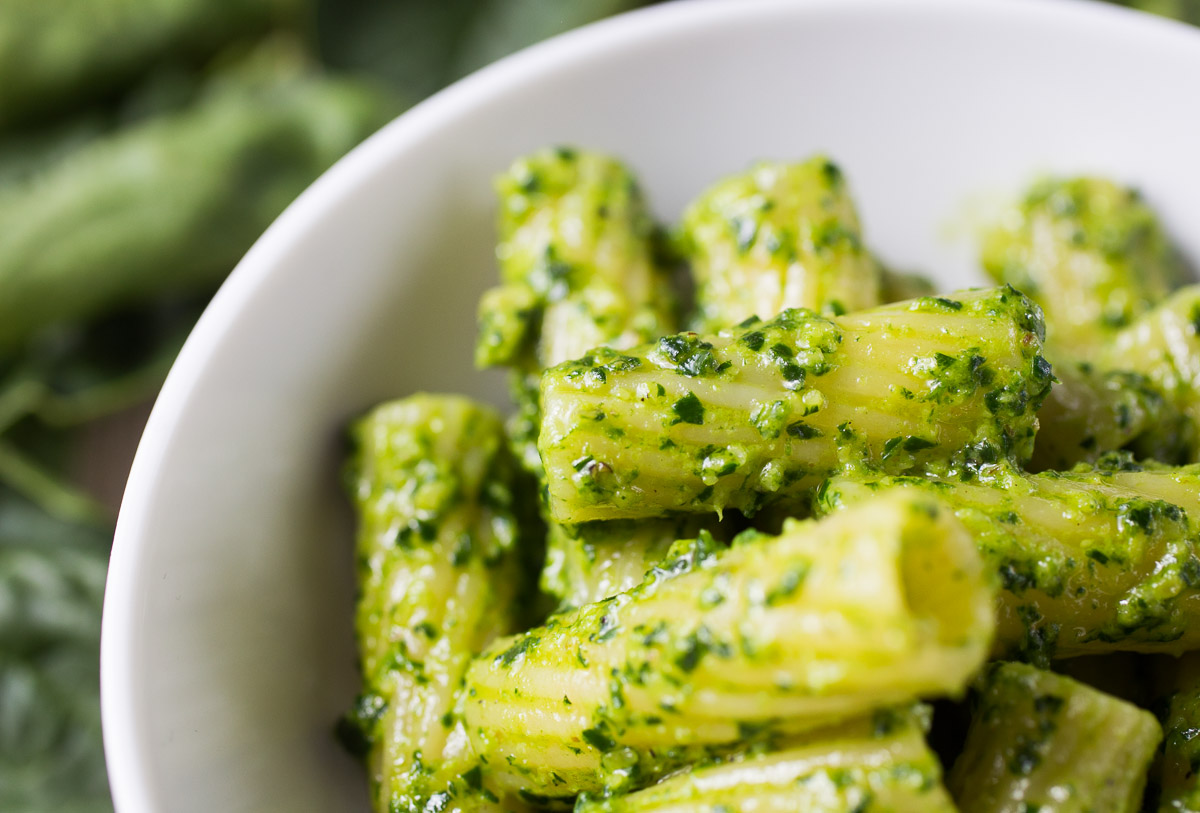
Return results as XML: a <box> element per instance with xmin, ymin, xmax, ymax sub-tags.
<box><xmin>101</xmin><ymin>0</ymin><xmax>1200</xmax><ymax>810</ymax></box>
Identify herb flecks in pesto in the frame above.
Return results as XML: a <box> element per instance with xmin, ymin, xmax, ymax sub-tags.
<box><xmin>540</xmin><ymin>286</ymin><xmax>1050</xmax><ymax>523</ymax></box>
<box><xmin>818</xmin><ymin>460</ymin><xmax>1200</xmax><ymax>660</ymax></box>
<box><xmin>981</xmin><ymin>176</ymin><xmax>1184</xmax><ymax>359</ymax></box>
<box><xmin>476</xmin><ymin>147</ymin><xmax>679</xmax><ymax>476</ymax></box>
<box><xmin>679</xmin><ymin>156</ymin><xmax>884</xmax><ymax>332</ymax></box>
<box><xmin>672</xmin><ymin>392</ymin><xmax>705</xmax><ymax>425</ymax></box>
<box><xmin>462</xmin><ymin>494</ymin><xmax>992</xmax><ymax>800</ymax></box>
<box><xmin>346</xmin><ymin>394</ymin><xmax>534</xmax><ymax>812</ymax></box>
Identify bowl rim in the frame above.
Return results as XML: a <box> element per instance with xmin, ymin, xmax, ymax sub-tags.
<box><xmin>99</xmin><ymin>0</ymin><xmax>1200</xmax><ymax>809</ymax></box>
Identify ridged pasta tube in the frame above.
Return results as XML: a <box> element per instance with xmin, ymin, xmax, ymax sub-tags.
<box><xmin>678</xmin><ymin>157</ymin><xmax>882</xmax><ymax>332</ymax></box>
<box><xmin>462</xmin><ymin>493</ymin><xmax>994</xmax><ymax>800</ymax></box>
<box><xmin>1101</xmin><ymin>285</ymin><xmax>1200</xmax><ymax>460</ymax></box>
<box><xmin>818</xmin><ymin>467</ymin><xmax>1200</xmax><ymax>660</ymax></box>
<box><xmin>539</xmin><ymin>286</ymin><xmax>1052</xmax><ymax>523</ymax></box>
<box><xmin>540</xmin><ymin>518</ymin><xmax>721</xmax><ymax>610</ymax></box>
<box><xmin>1030</xmin><ymin>360</ymin><xmax>1177</xmax><ymax>471</ymax></box>
<box><xmin>345</xmin><ymin>394</ymin><xmax>533</xmax><ymax>813</ymax></box>
<box><xmin>476</xmin><ymin>147</ymin><xmax>677</xmax><ymax>474</ymax></box>
<box><xmin>981</xmin><ymin>176</ymin><xmax>1184</xmax><ymax>358</ymax></box>
<box><xmin>1149</xmin><ymin>653</ymin><xmax>1200</xmax><ymax>812</ymax></box>
<box><xmin>577</xmin><ymin>714</ymin><xmax>956</xmax><ymax>813</ymax></box>
<box><xmin>474</xmin><ymin>147</ymin><xmax>718</xmax><ymax>609</ymax></box>
<box><xmin>948</xmin><ymin>662</ymin><xmax>1162</xmax><ymax>813</ymax></box>
<box><xmin>1057</xmin><ymin>455</ymin><xmax>1200</xmax><ymax>518</ymax></box>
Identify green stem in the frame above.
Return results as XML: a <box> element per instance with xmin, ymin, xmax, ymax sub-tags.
<box><xmin>0</xmin><ymin>441</ymin><xmax>109</xmax><ymax>526</ymax></box>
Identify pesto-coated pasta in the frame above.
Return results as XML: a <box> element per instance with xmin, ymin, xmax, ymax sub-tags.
<box><xmin>475</xmin><ymin>147</ymin><xmax>722</xmax><ymax>610</ymax></box>
<box><xmin>576</xmin><ymin>713</ymin><xmax>956</xmax><ymax>813</ymax></box>
<box><xmin>1030</xmin><ymin>360</ymin><xmax>1175</xmax><ymax>471</ymax></box>
<box><xmin>461</xmin><ymin>493</ymin><xmax>993</xmax><ymax>800</ymax></box>
<box><xmin>350</xmin><ymin>154</ymin><xmax>1200</xmax><ymax>813</ymax></box>
<box><xmin>541</xmin><ymin>517</ymin><xmax>725</xmax><ymax>610</ymax></box>
<box><xmin>1101</xmin><ymin>284</ymin><xmax>1200</xmax><ymax>461</ymax></box>
<box><xmin>818</xmin><ymin>467</ymin><xmax>1200</xmax><ymax>660</ymax></box>
<box><xmin>981</xmin><ymin>176</ymin><xmax>1184</xmax><ymax>359</ymax></box>
<box><xmin>948</xmin><ymin>662</ymin><xmax>1162</xmax><ymax>813</ymax></box>
<box><xmin>1149</xmin><ymin>653</ymin><xmax>1200</xmax><ymax>812</ymax></box>
<box><xmin>476</xmin><ymin>147</ymin><xmax>677</xmax><ymax>475</ymax></box>
<box><xmin>1058</xmin><ymin>454</ymin><xmax>1200</xmax><ymax>516</ymax></box>
<box><xmin>678</xmin><ymin>157</ymin><xmax>882</xmax><ymax>332</ymax></box>
<box><xmin>344</xmin><ymin>394</ymin><xmax>533</xmax><ymax>813</ymax></box>
<box><xmin>539</xmin><ymin>286</ymin><xmax>1052</xmax><ymax>523</ymax></box>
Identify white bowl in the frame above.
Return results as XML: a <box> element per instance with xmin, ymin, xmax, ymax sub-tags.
<box><xmin>101</xmin><ymin>0</ymin><xmax>1200</xmax><ymax>810</ymax></box>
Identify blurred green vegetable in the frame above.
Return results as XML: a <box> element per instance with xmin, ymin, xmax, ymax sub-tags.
<box><xmin>0</xmin><ymin>0</ymin><xmax>308</xmax><ymax>129</ymax></box>
<box><xmin>316</xmin><ymin>0</ymin><xmax>651</xmax><ymax>100</ymax></box>
<box><xmin>452</xmin><ymin>0</ymin><xmax>650</xmax><ymax>75</ymax></box>
<box><xmin>0</xmin><ymin>40</ymin><xmax>396</xmax><ymax>352</ymax></box>
<box><xmin>0</xmin><ymin>491</ymin><xmax>110</xmax><ymax>812</ymax></box>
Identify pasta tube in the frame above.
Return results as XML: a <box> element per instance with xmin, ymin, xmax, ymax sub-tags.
<box><xmin>1031</xmin><ymin>360</ymin><xmax>1176</xmax><ymax>470</ymax></box>
<box><xmin>462</xmin><ymin>493</ymin><xmax>994</xmax><ymax>799</ymax></box>
<box><xmin>475</xmin><ymin>147</ymin><xmax>721</xmax><ymax>609</ymax></box>
<box><xmin>539</xmin><ymin>285</ymin><xmax>1052</xmax><ymax>523</ymax></box>
<box><xmin>678</xmin><ymin>157</ymin><xmax>882</xmax><ymax>331</ymax></box>
<box><xmin>981</xmin><ymin>176</ymin><xmax>1184</xmax><ymax>358</ymax></box>
<box><xmin>345</xmin><ymin>394</ymin><xmax>533</xmax><ymax>813</ymax></box>
<box><xmin>541</xmin><ymin>518</ymin><xmax>722</xmax><ymax>610</ymax></box>
<box><xmin>948</xmin><ymin>662</ymin><xmax>1161</xmax><ymax>813</ymax></box>
<box><xmin>1059</xmin><ymin>454</ymin><xmax>1200</xmax><ymax>516</ymax></box>
<box><xmin>818</xmin><ymin>468</ymin><xmax>1200</xmax><ymax>659</ymax></box>
<box><xmin>476</xmin><ymin>146</ymin><xmax>676</xmax><ymax>474</ymax></box>
<box><xmin>1150</xmin><ymin>653</ymin><xmax>1200</xmax><ymax>812</ymax></box>
<box><xmin>577</xmin><ymin>714</ymin><xmax>956</xmax><ymax>813</ymax></box>
<box><xmin>1102</xmin><ymin>285</ymin><xmax>1200</xmax><ymax>460</ymax></box>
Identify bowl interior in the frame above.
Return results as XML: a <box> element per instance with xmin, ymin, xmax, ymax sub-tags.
<box><xmin>102</xmin><ymin>0</ymin><xmax>1200</xmax><ymax>810</ymax></box>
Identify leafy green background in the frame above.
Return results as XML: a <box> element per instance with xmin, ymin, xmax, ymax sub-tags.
<box><xmin>0</xmin><ymin>0</ymin><xmax>1193</xmax><ymax>809</ymax></box>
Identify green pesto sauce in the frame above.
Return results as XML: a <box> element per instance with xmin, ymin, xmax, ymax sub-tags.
<box><xmin>819</xmin><ymin>465</ymin><xmax>1200</xmax><ymax>663</ymax></box>
<box><xmin>982</xmin><ymin>176</ymin><xmax>1184</xmax><ymax>357</ymax></box>
<box><xmin>474</xmin><ymin>146</ymin><xmax>677</xmax><ymax>475</ymax></box>
<box><xmin>678</xmin><ymin>156</ymin><xmax>883</xmax><ymax>331</ymax></box>
<box><xmin>540</xmin><ymin>286</ymin><xmax>1051</xmax><ymax>522</ymax></box>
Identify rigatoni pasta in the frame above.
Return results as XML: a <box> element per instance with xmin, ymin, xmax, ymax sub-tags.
<box><xmin>343</xmin><ymin>395</ymin><xmax>535</xmax><ymax>813</ymax></box>
<box><xmin>817</xmin><ymin>466</ymin><xmax>1200</xmax><ymax>659</ymax></box>
<box><xmin>476</xmin><ymin>146</ymin><xmax>678</xmax><ymax>474</ymax></box>
<box><xmin>475</xmin><ymin>147</ymin><xmax>724</xmax><ymax>611</ymax></box>
<box><xmin>576</xmin><ymin>712</ymin><xmax>956</xmax><ymax>813</ymax></box>
<box><xmin>1102</xmin><ymin>284</ymin><xmax>1200</xmax><ymax>460</ymax></box>
<box><xmin>677</xmin><ymin>156</ymin><xmax>882</xmax><ymax>332</ymax></box>
<box><xmin>343</xmin><ymin>154</ymin><xmax>1200</xmax><ymax>813</ymax></box>
<box><xmin>540</xmin><ymin>517</ymin><xmax>724</xmax><ymax>610</ymax></box>
<box><xmin>981</xmin><ymin>176</ymin><xmax>1184</xmax><ymax>359</ymax></box>
<box><xmin>461</xmin><ymin>492</ymin><xmax>993</xmax><ymax>799</ymax></box>
<box><xmin>1149</xmin><ymin>653</ymin><xmax>1200</xmax><ymax>812</ymax></box>
<box><xmin>1029</xmin><ymin>361</ymin><xmax>1174</xmax><ymax>470</ymax></box>
<box><xmin>539</xmin><ymin>285</ymin><xmax>1052</xmax><ymax>523</ymax></box>
<box><xmin>948</xmin><ymin>662</ymin><xmax>1162</xmax><ymax>813</ymax></box>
